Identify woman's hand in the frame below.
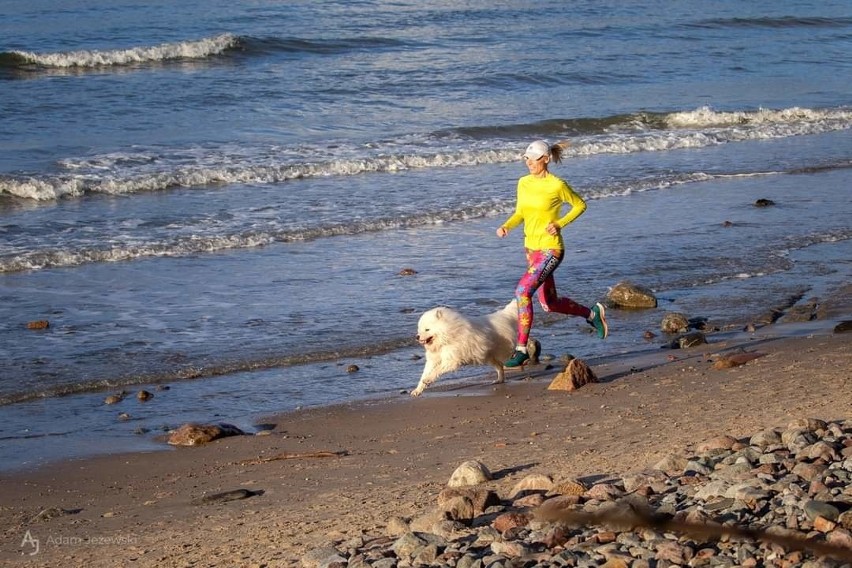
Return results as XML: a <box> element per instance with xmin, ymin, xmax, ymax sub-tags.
<box><xmin>496</xmin><ymin>227</ymin><xmax>508</xmax><ymax>238</ymax></box>
<box><xmin>546</xmin><ymin>222</ymin><xmax>560</xmax><ymax>236</ymax></box>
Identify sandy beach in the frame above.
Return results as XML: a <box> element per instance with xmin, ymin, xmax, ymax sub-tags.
<box><xmin>1</xmin><ymin>289</ymin><xmax>850</xmax><ymax>567</ymax></box>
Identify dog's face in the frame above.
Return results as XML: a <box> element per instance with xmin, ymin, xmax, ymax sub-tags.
<box><xmin>416</xmin><ymin>308</ymin><xmax>444</xmax><ymax>349</ymax></box>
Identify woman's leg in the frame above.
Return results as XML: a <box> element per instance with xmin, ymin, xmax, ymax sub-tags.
<box><xmin>513</xmin><ymin>249</ymin><xmax>571</xmax><ymax>347</ymax></box>
<box><xmin>537</xmin><ymin>258</ymin><xmax>609</xmax><ymax>339</ymax></box>
<box><xmin>537</xmin><ymin>270</ymin><xmax>591</xmax><ymax>318</ymax></box>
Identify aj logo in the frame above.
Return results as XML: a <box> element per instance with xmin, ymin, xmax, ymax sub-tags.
<box><xmin>20</xmin><ymin>530</ymin><xmax>40</xmax><ymax>556</ymax></box>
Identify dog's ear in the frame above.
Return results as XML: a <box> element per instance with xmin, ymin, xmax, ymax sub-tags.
<box><xmin>434</xmin><ymin>308</ymin><xmax>442</xmax><ymax>319</ymax></box>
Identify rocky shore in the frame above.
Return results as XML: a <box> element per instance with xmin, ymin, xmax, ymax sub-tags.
<box><xmin>303</xmin><ymin>418</ymin><xmax>852</xmax><ymax>567</ymax></box>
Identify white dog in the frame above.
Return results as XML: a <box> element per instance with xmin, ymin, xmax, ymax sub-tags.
<box><xmin>411</xmin><ymin>300</ymin><xmax>518</xmax><ymax>397</ymax></box>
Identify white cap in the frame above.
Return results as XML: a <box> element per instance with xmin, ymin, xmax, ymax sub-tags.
<box><xmin>523</xmin><ymin>140</ymin><xmax>550</xmax><ymax>160</ymax></box>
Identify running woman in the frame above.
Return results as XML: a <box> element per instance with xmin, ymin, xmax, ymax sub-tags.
<box><xmin>496</xmin><ymin>139</ymin><xmax>608</xmax><ymax>367</ymax></box>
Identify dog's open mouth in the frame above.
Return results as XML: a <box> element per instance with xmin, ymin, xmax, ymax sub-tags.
<box><xmin>417</xmin><ymin>335</ymin><xmax>434</xmax><ymax>346</ymax></box>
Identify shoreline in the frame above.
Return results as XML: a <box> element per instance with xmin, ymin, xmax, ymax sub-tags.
<box><xmin>1</xmin><ymin>295</ymin><xmax>850</xmax><ymax>565</ymax></box>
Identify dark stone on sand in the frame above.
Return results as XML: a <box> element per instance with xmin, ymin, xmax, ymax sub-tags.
<box><xmin>191</xmin><ymin>488</ymin><xmax>263</xmax><ymax>506</ymax></box>
<box><xmin>33</xmin><ymin>507</ymin><xmax>81</xmax><ymax>522</ymax></box>
<box><xmin>661</xmin><ymin>312</ymin><xmax>689</xmax><ymax>334</ymax></box>
<box><xmin>669</xmin><ymin>331</ymin><xmax>707</xmax><ymax>349</ymax></box>
<box><xmin>754</xmin><ymin>198</ymin><xmax>775</xmax><ymax>207</ymax></box>
<box><xmin>834</xmin><ymin>320</ymin><xmax>852</xmax><ymax>334</ymax></box>
<box><xmin>167</xmin><ymin>422</ymin><xmax>246</xmax><ymax>446</ymax></box>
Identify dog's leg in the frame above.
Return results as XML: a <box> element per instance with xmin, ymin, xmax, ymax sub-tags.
<box><xmin>492</xmin><ymin>363</ymin><xmax>505</xmax><ymax>385</ymax></box>
<box><xmin>411</xmin><ymin>362</ymin><xmax>441</xmax><ymax>397</ymax></box>
<box><xmin>411</xmin><ymin>358</ymin><xmax>460</xmax><ymax>397</ymax></box>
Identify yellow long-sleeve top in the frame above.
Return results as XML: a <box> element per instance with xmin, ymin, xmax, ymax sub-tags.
<box><xmin>501</xmin><ymin>172</ymin><xmax>587</xmax><ymax>251</ymax></box>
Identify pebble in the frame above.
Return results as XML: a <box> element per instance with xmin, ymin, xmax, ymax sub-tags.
<box><xmin>302</xmin><ymin>418</ymin><xmax>852</xmax><ymax>567</ymax></box>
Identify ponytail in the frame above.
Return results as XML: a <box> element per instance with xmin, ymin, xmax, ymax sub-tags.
<box><xmin>549</xmin><ymin>141</ymin><xmax>570</xmax><ymax>164</ymax></box>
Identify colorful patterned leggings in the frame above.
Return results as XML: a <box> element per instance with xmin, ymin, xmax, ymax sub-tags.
<box><xmin>514</xmin><ymin>249</ymin><xmax>591</xmax><ymax>346</ymax></box>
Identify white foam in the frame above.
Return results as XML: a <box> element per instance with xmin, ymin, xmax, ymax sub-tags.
<box><xmin>11</xmin><ymin>34</ymin><xmax>239</xmax><ymax>68</ymax></box>
<box><xmin>664</xmin><ymin>105</ymin><xmax>852</xmax><ymax>128</ymax></box>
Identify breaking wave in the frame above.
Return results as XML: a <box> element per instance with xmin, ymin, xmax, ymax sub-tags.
<box><xmin>2</xmin><ymin>105</ymin><xmax>849</xmax><ymax>201</ymax></box>
<box><xmin>1</xmin><ymin>33</ymin><xmax>241</xmax><ymax>69</ymax></box>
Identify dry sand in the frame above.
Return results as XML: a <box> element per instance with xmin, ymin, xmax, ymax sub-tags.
<box><xmin>1</xmin><ymin>297</ymin><xmax>850</xmax><ymax>567</ymax></box>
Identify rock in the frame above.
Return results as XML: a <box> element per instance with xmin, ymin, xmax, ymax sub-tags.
<box><xmin>490</xmin><ymin>540</ymin><xmax>529</xmax><ymax>557</ymax></box>
<box><xmin>385</xmin><ymin>516</ymin><xmax>409</xmax><ymax>537</ymax></box>
<box><xmin>440</xmin><ymin>496</ymin><xmax>476</xmax><ymax>522</ymax></box>
<box><xmin>606</xmin><ymin>281</ymin><xmax>657</xmax><ymax>309</ymax></box>
<box><xmin>136</xmin><ymin>390</ymin><xmax>154</xmax><ymax>401</ymax></box>
<box><xmin>754</xmin><ymin>198</ymin><xmax>775</xmax><ymax>207</ymax></box>
<box><xmin>749</xmin><ymin>428</ymin><xmax>781</xmax><ymax>447</ymax></box>
<box><xmin>661</xmin><ymin>312</ymin><xmax>689</xmax><ymax>334</ymax></box>
<box><xmin>191</xmin><ymin>488</ymin><xmax>261</xmax><ymax>505</ymax></box>
<box><xmin>391</xmin><ymin>532</ymin><xmax>427</xmax><ymax>559</ymax></box>
<box><xmin>512</xmin><ymin>493</ymin><xmax>545</xmax><ymax>508</ymax></box>
<box><xmin>697</xmin><ymin>435</ymin><xmax>740</xmax><ymax>453</ymax></box>
<box><xmin>167</xmin><ymin>423</ymin><xmax>246</xmax><ymax>446</ymax></box>
<box><xmin>670</xmin><ymin>331</ymin><xmax>706</xmax><ymax>349</ymax></box>
<box><xmin>654</xmin><ymin>453</ymin><xmax>689</xmax><ymax>474</ymax></box>
<box><xmin>26</xmin><ymin>320</ymin><xmax>50</xmax><ymax>330</ymax></box>
<box><xmin>346</xmin><ymin>364</ymin><xmax>359</xmax><ymax>373</ymax></box>
<box><xmin>448</xmin><ymin>460</ymin><xmax>492</xmax><ymax>487</ymax></box>
<box><xmin>301</xmin><ymin>544</ymin><xmax>342</xmax><ymax>568</ymax></box>
<box><xmin>509</xmin><ymin>473</ymin><xmax>554</xmax><ymax>498</ymax></box>
<box><xmin>547</xmin><ymin>358</ymin><xmax>598</xmax><ymax>391</ymax></box>
<box><xmin>492</xmin><ymin>512</ymin><xmax>530</xmax><ymax>534</ymax></box>
<box><xmin>33</xmin><ymin>507</ymin><xmax>80</xmax><ymax>522</ymax></box>
<box><xmin>713</xmin><ymin>351</ymin><xmax>766</xmax><ymax>369</ymax></box>
<box><xmin>398</xmin><ymin>268</ymin><xmax>417</xmax><ymax>276</ymax></box>
<box><xmin>834</xmin><ymin>320</ymin><xmax>852</xmax><ymax>334</ymax></box>
<box><xmin>838</xmin><ymin>510</ymin><xmax>852</xmax><ymax>530</ymax></box>
<box><xmin>803</xmin><ymin>500</ymin><xmax>840</xmax><ymax>522</ymax></box>
<box><xmin>550</xmin><ymin>478</ymin><xmax>587</xmax><ymax>496</ymax></box>
<box><xmin>104</xmin><ymin>394</ymin><xmax>124</xmax><ymax>405</ymax></box>
<box><xmin>526</xmin><ymin>338</ymin><xmax>541</xmax><ymax>364</ymax></box>
<box><xmin>585</xmin><ymin>482</ymin><xmax>623</xmax><ymax>501</ymax></box>
<box><xmin>438</xmin><ymin>486</ymin><xmax>500</xmax><ymax>513</ymax></box>
<box><xmin>409</xmin><ymin>508</ymin><xmax>447</xmax><ymax>533</ymax></box>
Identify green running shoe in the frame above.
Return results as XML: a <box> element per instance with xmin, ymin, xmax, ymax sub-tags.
<box><xmin>504</xmin><ymin>350</ymin><xmax>530</xmax><ymax>367</ymax></box>
<box><xmin>588</xmin><ymin>302</ymin><xmax>609</xmax><ymax>339</ymax></box>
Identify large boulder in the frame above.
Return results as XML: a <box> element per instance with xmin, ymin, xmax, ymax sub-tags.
<box><xmin>447</xmin><ymin>460</ymin><xmax>492</xmax><ymax>487</ymax></box>
<box><xmin>606</xmin><ymin>281</ymin><xmax>657</xmax><ymax>309</ymax></box>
